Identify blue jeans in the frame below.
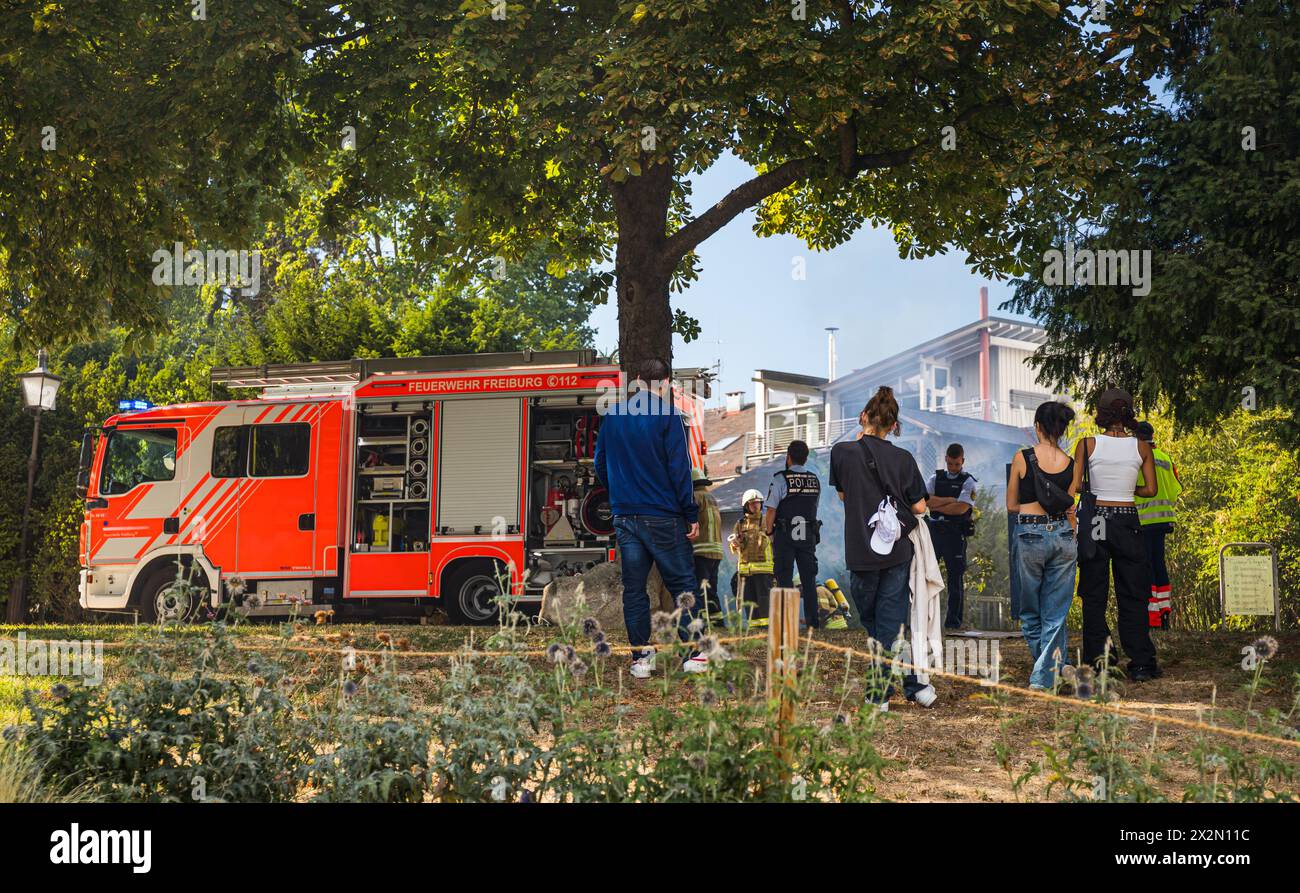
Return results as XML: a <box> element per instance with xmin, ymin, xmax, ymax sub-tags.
<box><xmin>1014</xmin><ymin>518</ymin><xmax>1077</xmax><ymax>688</ymax></box>
<box><xmin>614</xmin><ymin>515</ymin><xmax>699</xmax><ymax>661</ymax></box>
<box><xmin>849</xmin><ymin>563</ymin><xmax>925</xmax><ymax>702</ymax></box>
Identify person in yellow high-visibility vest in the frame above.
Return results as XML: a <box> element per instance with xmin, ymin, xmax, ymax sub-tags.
<box><xmin>1134</xmin><ymin>421</ymin><xmax>1183</xmax><ymax>629</ymax></box>
<box><xmin>729</xmin><ymin>489</ymin><xmax>774</xmax><ymax>628</ymax></box>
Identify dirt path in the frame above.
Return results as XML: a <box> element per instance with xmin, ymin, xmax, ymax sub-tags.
<box><xmin>589</xmin><ymin>627</ymin><xmax>1298</xmax><ymax>800</ymax></box>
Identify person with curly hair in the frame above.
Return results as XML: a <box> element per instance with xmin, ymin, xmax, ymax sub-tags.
<box><xmin>1071</xmin><ymin>388</ymin><xmax>1162</xmax><ymax>682</ymax></box>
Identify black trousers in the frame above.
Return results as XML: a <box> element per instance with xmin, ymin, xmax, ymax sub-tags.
<box><xmin>693</xmin><ymin>555</ymin><xmax>722</xmax><ymax>616</ymax></box>
<box><xmin>737</xmin><ymin>573</ymin><xmax>773</xmax><ymax>622</ymax></box>
<box><xmin>1078</xmin><ymin>511</ymin><xmax>1157</xmax><ymax>671</ymax></box>
<box><xmin>772</xmin><ymin>529</ymin><xmax>820</xmax><ymax>628</ymax></box>
<box><xmin>927</xmin><ymin>518</ymin><xmax>967</xmax><ymax>627</ymax></box>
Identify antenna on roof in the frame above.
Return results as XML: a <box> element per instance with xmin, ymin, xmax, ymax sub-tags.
<box><xmin>825</xmin><ymin>327</ymin><xmax>839</xmax><ymax>381</ymax></box>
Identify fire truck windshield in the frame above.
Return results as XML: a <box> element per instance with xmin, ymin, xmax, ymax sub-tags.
<box><xmin>100</xmin><ymin>428</ymin><xmax>177</xmax><ymax>495</ymax></box>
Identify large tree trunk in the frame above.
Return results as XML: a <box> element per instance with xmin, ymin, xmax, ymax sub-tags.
<box><xmin>611</xmin><ymin>162</ymin><xmax>675</xmax><ymax>380</ymax></box>
<box><xmin>615</xmin><ymin>261</ymin><xmax>674</xmax><ymax>382</ymax></box>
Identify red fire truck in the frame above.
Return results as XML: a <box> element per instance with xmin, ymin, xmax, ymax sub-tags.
<box><xmin>76</xmin><ymin>350</ymin><xmax>708</xmax><ymax>623</ymax></box>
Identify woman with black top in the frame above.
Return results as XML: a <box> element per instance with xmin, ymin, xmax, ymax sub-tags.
<box><xmin>828</xmin><ymin>386</ymin><xmax>934</xmax><ymax>710</ymax></box>
<box><xmin>1007</xmin><ymin>401</ymin><xmax>1077</xmax><ymax>690</ymax></box>
<box><xmin>1071</xmin><ymin>388</ymin><xmax>1162</xmax><ymax>681</ymax></box>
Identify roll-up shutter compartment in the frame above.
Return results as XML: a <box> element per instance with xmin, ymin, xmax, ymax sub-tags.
<box><xmin>437</xmin><ymin>397</ymin><xmax>522</xmax><ymax>534</ymax></box>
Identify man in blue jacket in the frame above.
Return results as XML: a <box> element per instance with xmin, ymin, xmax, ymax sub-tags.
<box><xmin>594</xmin><ymin>359</ymin><xmax>704</xmax><ymax>678</ymax></box>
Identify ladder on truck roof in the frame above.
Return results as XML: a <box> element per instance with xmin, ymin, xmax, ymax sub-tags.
<box><xmin>211</xmin><ymin>352</ymin><xmax>712</xmax><ymax>400</ymax></box>
<box><xmin>211</xmin><ymin>349</ymin><xmax>609</xmax><ymax>394</ymax></box>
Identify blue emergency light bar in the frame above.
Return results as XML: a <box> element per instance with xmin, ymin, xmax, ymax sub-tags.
<box><xmin>117</xmin><ymin>399</ymin><xmax>154</xmax><ymax>412</ymax></box>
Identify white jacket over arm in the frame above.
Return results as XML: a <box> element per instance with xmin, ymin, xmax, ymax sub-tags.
<box><xmin>907</xmin><ymin>520</ymin><xmax>946</xmax><ymax>686</ymax></box>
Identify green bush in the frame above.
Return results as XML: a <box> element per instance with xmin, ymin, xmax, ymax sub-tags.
<box><xmin>1152</xmin><ymin>410</ymin><xmax>1300</xmax><ymax>631</ymax></box>
<box><xmin>19</xmin><ymin>622</ymin><xmax>314</xmax><ymax>802</ymax></box>
<box><xmin>300</xmin><ymin>647</ymin><xmax>433</xmax><ymax>803</ymax></box>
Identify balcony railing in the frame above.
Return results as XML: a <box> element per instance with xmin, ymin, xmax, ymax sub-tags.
<box><xmin>942</xmin><ymin>398</ymin><xmax>1037</xmax><ymax>428</ymax></box>
<box><xmin>742</xmin><ymin>417</ymin><xmax>859</xmax><ymax>463</ymax></box>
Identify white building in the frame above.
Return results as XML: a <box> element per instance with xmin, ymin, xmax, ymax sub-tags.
<box><xmin>701</xmin><ymin>289</ymin><xmax>1065</xmax><ymax>630</ymax></box>
<box><xmin>722</xmin><ymin>289</ymin><xmax>1066</xmax><ymax>486</ymax></box>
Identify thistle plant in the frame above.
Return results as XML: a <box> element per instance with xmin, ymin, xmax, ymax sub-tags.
<box><xmin>1028</xmin><ymin>647</ymin><xmax>1169</xmax><ymax>802</ymax></box>
<box><xmin>1240</xmin><ymin>635</ymin><xmax>1280</xmax><ymax>730</ymax></box>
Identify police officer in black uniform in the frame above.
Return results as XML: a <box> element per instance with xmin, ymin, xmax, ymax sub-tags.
<box><xmin>764</xmin><ymin>440</ymin><xmax>822</xmax><ymax>629</ymax></box>
<box><xmin>926</xmin><ymin>443</ymin><xmax>977</xmax><ymax>630</ymax></box>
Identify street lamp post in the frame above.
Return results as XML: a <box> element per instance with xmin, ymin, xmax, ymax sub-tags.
<box><xmin>6</xmin><ymin>349</ymin><xmax>61</xmax><ymax>623</ymax></box>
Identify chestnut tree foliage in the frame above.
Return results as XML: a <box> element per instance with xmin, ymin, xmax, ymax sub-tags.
<box><xmin>1</xmin><ymin>0</ymin><xmax>1189</xmax><ymax>374</ymax></box>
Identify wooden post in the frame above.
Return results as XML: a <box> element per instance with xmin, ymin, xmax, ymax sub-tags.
<box><xmin>766</xmin><ymin>587</ymin><xmax>801</xmax><ymax>780</ymax></box>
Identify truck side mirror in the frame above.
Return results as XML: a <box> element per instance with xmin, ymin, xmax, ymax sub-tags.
<box><xmin>75</xmin><ymin>430</ymin><xmax>97</xmax><ymax>498</ymax></box>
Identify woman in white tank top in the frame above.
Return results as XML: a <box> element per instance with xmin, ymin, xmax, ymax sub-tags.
<box><xmin>1087</xmin><ymin>434</ymin><xmax>1144</xmax><ymax>502</ymax></box>
<box><xmin>1070</xmin><ymin>388</ymin><xmax>1162</xmax><ymax>682</ymax></box>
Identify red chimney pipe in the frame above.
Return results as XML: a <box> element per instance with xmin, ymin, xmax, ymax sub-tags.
<box><xmin>979</xmin><ymin>287</ymin><xmax>991</xmax><ymax>420</ymax></box>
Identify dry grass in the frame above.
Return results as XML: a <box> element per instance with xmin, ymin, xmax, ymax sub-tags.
<box><xmin>0</xmin><ymin>741</ymin><xmax>98</xmax><ymax>803</ymax></box>
<box><xmin>2</xmin><ymin>620</ymin><xmax>1296</xmax><ymax>802</ymax></box>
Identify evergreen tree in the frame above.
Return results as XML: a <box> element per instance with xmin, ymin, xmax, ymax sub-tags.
<box><xmin>1008</xmin><ymin>0</ymin><xmax>1299</xmax><ymax>429</ymax></box>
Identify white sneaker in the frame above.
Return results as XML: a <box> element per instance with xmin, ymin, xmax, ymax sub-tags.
<box><xmin>908</xmin><ymin>684</ymin><xmax>938</xmax><ymax>708</ymax></box>
<box><xmin>630</xmin><ymin>650</ymin><xmax>656</xmax><ymax>679</ymax></box>
<box><xmin>681</xmin><ymin>654</ymin><xmax>709</xmax><ymax>673</ymax></box>
<box><xmin>866</xmin><ymin>700</ymin><xmax>889</xmax><ymax>714</ymax></box>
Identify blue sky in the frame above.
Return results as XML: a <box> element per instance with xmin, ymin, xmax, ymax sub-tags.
<box><xmin>587</xmin><ymin>151</ymin><xmax>1031</xmax><ymax>406</ymax></box>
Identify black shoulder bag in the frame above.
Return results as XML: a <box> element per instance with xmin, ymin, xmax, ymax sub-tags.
<box><xmin>1074</xmin><ymin>440</ymin><xmax>1098</xmax><ymax>561</ymax></box>
<box><xmin>1024</xmin><ymin>448</ymin><xmax>1075</xmax><ymax>516</ymax></box>
<box><xmin>858</xmin><ymin>437</ymin><xmax>918</xmax><ymax>537</ymax></box>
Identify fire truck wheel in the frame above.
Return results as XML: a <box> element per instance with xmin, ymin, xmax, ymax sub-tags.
<box><xmin>443</xmin><ymin>562</ymin><xmax>505</xmax><ymax>625</ymax></box>
<box><xmin>137</xmin><ymin>565</ymin><xmax>208</xmax><ymax>624</ymax></box>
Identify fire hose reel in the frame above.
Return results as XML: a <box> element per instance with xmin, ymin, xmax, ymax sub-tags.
<box><xmin>580</xmin><ymin>486</ymin><xmax>614</xmax><ymax>536</ymax></box>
